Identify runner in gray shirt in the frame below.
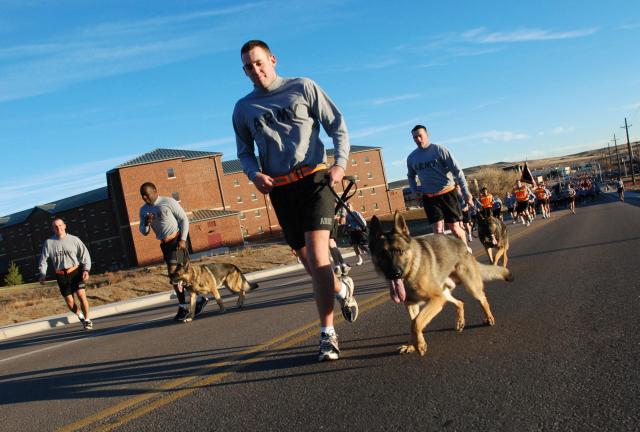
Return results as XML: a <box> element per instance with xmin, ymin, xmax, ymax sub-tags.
<box><xmin>38</xmin><ymin>217</ymin><xmax>93</xmax><ymax>329</ymax></box>
<box><xmin>233</xmin><ymin>40</ymin><xmax>358</xmax><ymax>362</ymax></box>
<box><xmin>139</xmin><ymin>182</ymin><xmax>203</xmax><ymax>322</ymax></box>
<box><xmin>407</xmin><ymin>125</ymin><xmax>473</xmax><ymax>251</ymax></box>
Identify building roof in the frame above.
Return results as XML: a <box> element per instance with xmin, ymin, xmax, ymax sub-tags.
<box><xmin>190</xmin><ymin>209</ymin><xmax>239</xmax><ymax>223</ymax></box>
<box><xmin>326</xmin><ymin>145</ymin><xmax>380</xmax><ymax>157</ymax></box>
<box><xmin>221</xmin><ymin>160</ymin><xmax>244</xmax><ymax>175</ymax></box>
<box><xmin>0</xmin><ymin>187</ymin><xmax>109</xmax><ymax>229</ymax></box>
<box><xmin>117</xmin><ymin>148</ymin><xmax>222</xmax><ymax>168</ymax></box>
<box><xmin>388</xmin><ymin>179</ymin><xmax>410</xmax><ymax>190</ymax></box>
<box><xmin>221</xmin><ymin>145</ymin><xmax>380</xmax><ymax>175</ymax></box>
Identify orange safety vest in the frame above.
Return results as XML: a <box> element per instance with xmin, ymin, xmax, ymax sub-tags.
<box><xmin>513</xmin><ymin>186</ymin><xmax>528</xmax><ymax>201</ymax></box>
<box><xmin>479</xmin><ymin>193</ymin><xmax>493</xmax><ymax>208</ymax></box>
<box><xmin>534</xmin><ymin>187</ymin><xmax>547</xmax><ymax>200</ymax></box>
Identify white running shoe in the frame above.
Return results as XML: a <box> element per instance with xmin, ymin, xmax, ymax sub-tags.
<box><xmin>318</xmin><ymin>332</ymin><xmax>340</xmax><ymax>362</ymax></box>
<box><xmin>338</xmin><ymin>276</ymin><xmax>358</xmax><ymax>323</ymax></box>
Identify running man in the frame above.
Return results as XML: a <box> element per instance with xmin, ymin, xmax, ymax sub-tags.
<box><xmin>492</xmin><ymin>194</ymin><xmax>503</xmax><ymax>220</ymax></box>
<box><xmin>139</xmin><ymin>182</ymin><xmax>206</xmax><ymax>322</ymax></box>
<box><xmin>566</xmin><ymin>183</ymin><xmax>577</xmax><ymax>214</ymax></box>
<box><xmin>39</xmin><ymin>217</ymin><xmax>93</xmax><ymax>330</ymax></box>
<box><xmin>233</xmin><ymin>40</ymin><xmax>358</xmax><ymax>362</ymax></box>
<box><xmin>479</xmin><ymin>187</ymin><xmax>494</xmax><ymax>218</ymax></box>
<box><xmin>330</xmin><ymin>204</ymin><xmax>351</xmax><ymax>276</ymax></box>
<box><xmin>456</xmin><ymin>184</ymin><xmax>473</xmax><ymax>242</ymax></box>
<box><xmin>615</xmin><ymin>177</ymin><xmax>625</xmax><ymax>202</ymax></box>
<box><xmin>534</xmin><ymin>181</ymin><xmax>551</xmax><ymax>219</ymax></box>
<box><xmin>407</xmin><ymin>125</ymin><xmax>474</xmax><ymax>251</ymax></box>
<box><xmin>345</xmin><ymin>203</ymin><xmax>368</xmax><ymax>266</ymax></box>
<box><xmin>505</xmin><ymin>192</ymin><xmax>517</xmax><ymax>222</ymax></box>
<box><xmin>513</xmin><ymin>179</ymin><xmax>533</xmax><ymax>226</ymax></box>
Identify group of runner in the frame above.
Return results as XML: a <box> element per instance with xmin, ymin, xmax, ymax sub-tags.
<box><xmin>34</xmin><ymin>39</ymin><xmax>626</xmax><ymax>364</ymax></box>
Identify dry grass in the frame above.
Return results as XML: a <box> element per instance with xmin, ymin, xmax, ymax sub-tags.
<box><xmin>0</xmin><ymin>243</ymin><xmax>299</xmax><ymax>326</ymax></box>
<box><xmin>468</xmin><ymin>167</ymin><xmax>520</xmax><ymax>198</ymax></box>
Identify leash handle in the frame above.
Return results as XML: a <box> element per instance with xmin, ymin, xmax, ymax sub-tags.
<box><xmin>325</xmin><ymin>176</ymin><xmax>367</xmax><ymax>231</ymax></box>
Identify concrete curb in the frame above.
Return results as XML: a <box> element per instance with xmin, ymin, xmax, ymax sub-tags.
<box><xmin>0</xmin><ymin>251</ymin><xmax>357</xmax><ymax>341</ymax></box>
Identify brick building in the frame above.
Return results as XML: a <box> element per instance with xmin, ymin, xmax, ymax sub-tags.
<box><xmin>1</xmin><ymin>145</ymin><xmax>403</xmax><ymax>282</ymax></box>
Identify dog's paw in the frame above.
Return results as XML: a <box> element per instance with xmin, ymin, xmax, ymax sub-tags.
<box><xmin>504</xmin><ymin>270</ymin><xmax>514</xmax><ymax>282</ymax></box>
<box><xmin>182</xmin><ymin>317</ymin><xmax>193</xmax><ymax>323</ymax></box>
<box><xmin>398</xmin><ymin>344</ymin><xmax>415</xmax><ymax>355</ymax></box>
<box><xmin>455</xmin><ymin>319</ymin><xmax>465</xmax><ymax>333</ymax></box>
<box><xmin>484</xmin><ymin>316</ymin><xmax>496</xmax><ymax>326</ymax></box>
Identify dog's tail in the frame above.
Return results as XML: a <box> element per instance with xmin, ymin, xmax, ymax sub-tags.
<box><xmin>478</xmin><ymin>262</ymin><xmax>514</xmax><ymax>282</ymax></box>
<box><xmin>236</xmin><ymin>266</ymin><xmax>258</xmax><ymax>291</ymax></box>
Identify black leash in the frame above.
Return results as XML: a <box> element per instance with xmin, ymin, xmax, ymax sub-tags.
<box><xmin>325</xmin><ymin>175</ymin><xmax>367</xmax><ymax>231</ymax></box>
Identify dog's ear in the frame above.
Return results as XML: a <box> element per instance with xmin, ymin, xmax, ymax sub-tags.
<box><xmin>393</xmin><ymin>211</ymin><xmax>410</xmax><ymax>237</ymax></box>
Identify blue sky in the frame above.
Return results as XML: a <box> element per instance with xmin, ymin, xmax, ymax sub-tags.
<box><xmin>2</xmin><ymin>0</ymin><xmax>640</xmax><ymax>216</ymax></box>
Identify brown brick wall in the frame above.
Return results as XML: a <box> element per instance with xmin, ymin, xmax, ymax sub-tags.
<box><xmin>188</xmin><ymin>216</ymin><xmax>244</xmax><ymax>252</ymax></box>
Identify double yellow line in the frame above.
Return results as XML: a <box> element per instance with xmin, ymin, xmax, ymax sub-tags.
<box><xmin>58</xmin><ymin>292</ymin><xmax>390</xmax><ymax>432</ymax></box>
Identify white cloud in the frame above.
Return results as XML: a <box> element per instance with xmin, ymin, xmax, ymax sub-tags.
<box><xmin>619</xmin><ymin>22</ymin><xmax>640</xmax><ymax>30</ymax></box>
<box><xmin>369</xmin><ymin>93</ymin><xmax>423</xmax><ymax>106</ymax></box>
<box><xmin>465</xmin><ymin>27</ymin><xmax>598</xmax><ymax>44</ymax></box>
<box><xmin>0</xmin><ymin>3</ymin><xmax>265</xmax><ymax>103</ymax></box>
<box><xmin>442</xmin><ymin>130</ymin><xmax>529</xmax><ymax>145</ymax></box>
<box><xmin>552</xmin><ymin>126</ymin><xmax>576</xmax><ymax>134</ymax></box>
<box><xmin>350</xmin><ymin>118</ymin><xmax>422</xmax><ymax>140</ymax></box>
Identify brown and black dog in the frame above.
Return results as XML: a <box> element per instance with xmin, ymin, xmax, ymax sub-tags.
<box><xmin>475</xmin><ymin>212</ymin><xmax>510</xmax><ymax>267</ymax></box>
<box><xmin>171</xmin><ymin>262</ymin><xmax>258</xmax><ymax>322</ymax></box>
<box><xmin>369</xmin><ymin>212</ymin><xmax>513</xmax><ymax>356</ymax></box>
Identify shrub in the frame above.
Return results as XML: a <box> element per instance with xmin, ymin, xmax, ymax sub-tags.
<box><xmin>467</xmin><ymin>168</ymin><xmax>520</xmax><ymax>199</ymax></box>
<box><xmin>4</xmin><ymin>262</ymin><xmax>24</xmax><ymax>286</ymax></box>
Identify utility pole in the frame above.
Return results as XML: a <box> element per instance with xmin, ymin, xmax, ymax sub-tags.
<box><xmin>614</xmin><ymin>134</ymin><xmax>622</xmax><ymax>177</ymax></box>
<box><xmin>622</xmin><ymin>117</ymin><xmax>635</xmax><ymax>184</ymax></box>
<box><xmin>607</xmin><ymin>141</ymin><xmax>613</xmax><ymax>175</ymax></box>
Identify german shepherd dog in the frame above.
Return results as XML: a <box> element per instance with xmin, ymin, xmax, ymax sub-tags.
<box><xmin>475</xmin><ymin>212</ymin><xmax>510</xmax><ymax>267</ymax></box>
<box><xmin>171</xmin><ymin>262</ymin><xmax>258</xmax><ymax>322</ymax></box>
<box><xmin>369</xmin><ymin>212</ymin><xmax>513</xmax><ymax>356</ymax></box>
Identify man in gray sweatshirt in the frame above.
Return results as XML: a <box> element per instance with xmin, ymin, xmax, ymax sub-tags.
<box><xmin>407</xmin><ymin>125</ymin><xmax>474</xmax><ymax>250</ymax></box>
<box><xmin>39</xmin><ymin>217</ymin><xmax>93</xmax><ymax>330</ymax></box>
<box><xmin>233</xmin><ymin>40</ymin><xmax>358</xmax><ymax>362</ymax></box>
<box><xmin>139</xmin><ymin>182</ymin><xmax>204</xmax><ymax>322</ymax></box>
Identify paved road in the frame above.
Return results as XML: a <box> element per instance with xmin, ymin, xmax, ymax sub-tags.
<box><xmin>1</xmin><ymin>193</ymin><xmax>639</xmax><ymax>431</ymax></box>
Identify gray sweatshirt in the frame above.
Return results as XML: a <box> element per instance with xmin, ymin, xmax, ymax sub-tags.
<box><xmin>407</xmin><ymin>143</ymin><xmax>470</xmax><ymax>197</ymax></box>
<box><xmin>139</xmin><ymin>196</ymin><xmax>189</xmax><ymax>241</ymax></box>
<box><xmin>39</xmin><ymin>234</ymin><xmax>91</xmax><ymax>277</ymax></box>
<box><xmin>233</xmin><ymin>76</ymin><xmax>350</xmax><ymax>180</ymax></box>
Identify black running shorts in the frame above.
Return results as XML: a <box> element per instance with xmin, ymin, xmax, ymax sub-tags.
<box><xmin>516</xmin><ymin>200</ymin><xmax>529</xmax><ymax>214</ymax></box>
<box><xmin>269</xmin><ymin>170</ymin><xmax>335</xmax><ymax>250</ymax></box>
<box><xmin>56</xmin><ymin>267</ymin><xmax>84</xmax><ymax>297</ymax></box>
<box><xmin>160</xmin><ymin>237</ymin><xmax>187</xmax><ymax>267</ymax></box>
<box><xmin>421</xmin><ymin>189</ymin><xmax>463</xmax><ymax>224</ymax></box>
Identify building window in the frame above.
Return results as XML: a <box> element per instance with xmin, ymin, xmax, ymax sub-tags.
<box><xmin>374</xmin><ymin>202</ymin><xmax>379</xmax><ymax>209</ymax></box>
<box><xmin>167</xmin><ymin>167</ymin><xmax>175</xmax><ymax>178</ymax></box>
<box><xmin>371</xmin><ymin>187</ymin><xmax>376</xmax><ymax>195</ymax></box>
<box><xmin>358</xmin><ymin>190</ymin><xmax>363</xmax><ymax>197</ymax></box>
<box><xmin>361</xmin><ymin>205</ymin><xmax>366</xmax><ymax>212</ymax></box>
<box><xmin>367</xmin><ymin>171</ymin><xmax>373</xmax><ymax>179</ymax></box>
<box><xmin>172</xmin><ymin>192</ymin><xmax>180</xmax><ymax>202</ymax></box>
<box><xmin>354</xmin><ymin>174</ymin><xmax>359</xmax><ymax>182</ymax></box>
<box><xmin>233</xmin><ymin>178</ymin><xmax>240</xmax><ymax>187</ymax></box>
<box><xmin>241</xmin><ymin>227</ymin><xmax>249</xmax><ymax>237</ymax></box>
<box><xmin>351</xmin><ymin>158</ymin><xmax>357</xmax><ymax>166</ymax></box>
<box><xmin>237</xmin><ymin>195</ymin><xmax>243</xmax><ymax>203</ymax></box>
<box><xmin>251</xmin><ymin>192</ymin><xmax>257</xmax><ymax>201</ymax></box>
<box><xmin>257</xmin><ymin>225</ymin><xmax>264</xmax><ymax>234</ymax></box>
<box><xmin>239</xmin><ymin>211</ymin><xmax>246</xmax><ymax>220</ymax></box>
<box><xmin>254</xmin><ymin>209</ymin><xmax>261</xmax><ymax>217</ymax></box>
<box><xmin>364</xmin><ymin>156</ymin><xmax>370</xmax><ymax>164</ymax></box>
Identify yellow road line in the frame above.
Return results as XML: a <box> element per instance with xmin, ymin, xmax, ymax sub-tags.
<box><xmin>61</xmin><ymin>218</ymin><xmax>554</xmax><ymax>431</ymax></box>
<box><xmin>58</xmin><ymin>293</ymin><xmax>389</xmax><ymax>432</ymax></box>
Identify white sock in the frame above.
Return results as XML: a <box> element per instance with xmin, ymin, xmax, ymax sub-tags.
<box><xmin>321</xmin><ymin>326</ymin><xmax>335</xmax><ymax>335</ymax></box>
<box><xmin>356</xmin><ymin>256</ymin><xmax>363</xmax><ymax>265</ymax></box>
<box><xmin>77</xmin><ymin>312</ymin><xmax>85</xmax><ymax>320</ymax></box>
<box><xmin>336</xmin><ymin>282</ymin><xmax>348</xmax><ymax>300</ymax></box>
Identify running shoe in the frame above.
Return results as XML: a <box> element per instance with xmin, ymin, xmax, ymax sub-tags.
<box><xmin>338</xmin><ymin>276</ymin><xmax>358</xmax><ymax>323</ymax></box>
<box><xmin>467</xmin><ymin>233</ymin><xmax>473</xmax><ymax>242</ymax></box>
<box><xmin>356</xmin><ymin>256</ymin><xmax>364</xmax><ymax>266</ymax></box>
<box><xmin>333</xmin><ymin>266</ymin><xmax>342</xmax><ymax>277</ymax></box>
<box><xmin>341</xmin><ymin>263</ymin><xmax>352</xmax><ymax>276</ymax></box>
<box><xmin>83</xmin><ymin>319</ymin><xmax>93</xmax><ymax>330</ymax></box>
<box><xmin>174</xmin><ymin>306</ymin><xmax>189</xmax><ymax>321</ymax></box>
<box><xmin>195</xmin><ymin>297</ymin><xmax>209</xmax><ymax>316</ymax></box>
<box><xmin>318</xmin><ymin>332</ymin><xmax>340</xmax><ymax>362</ymax></box>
